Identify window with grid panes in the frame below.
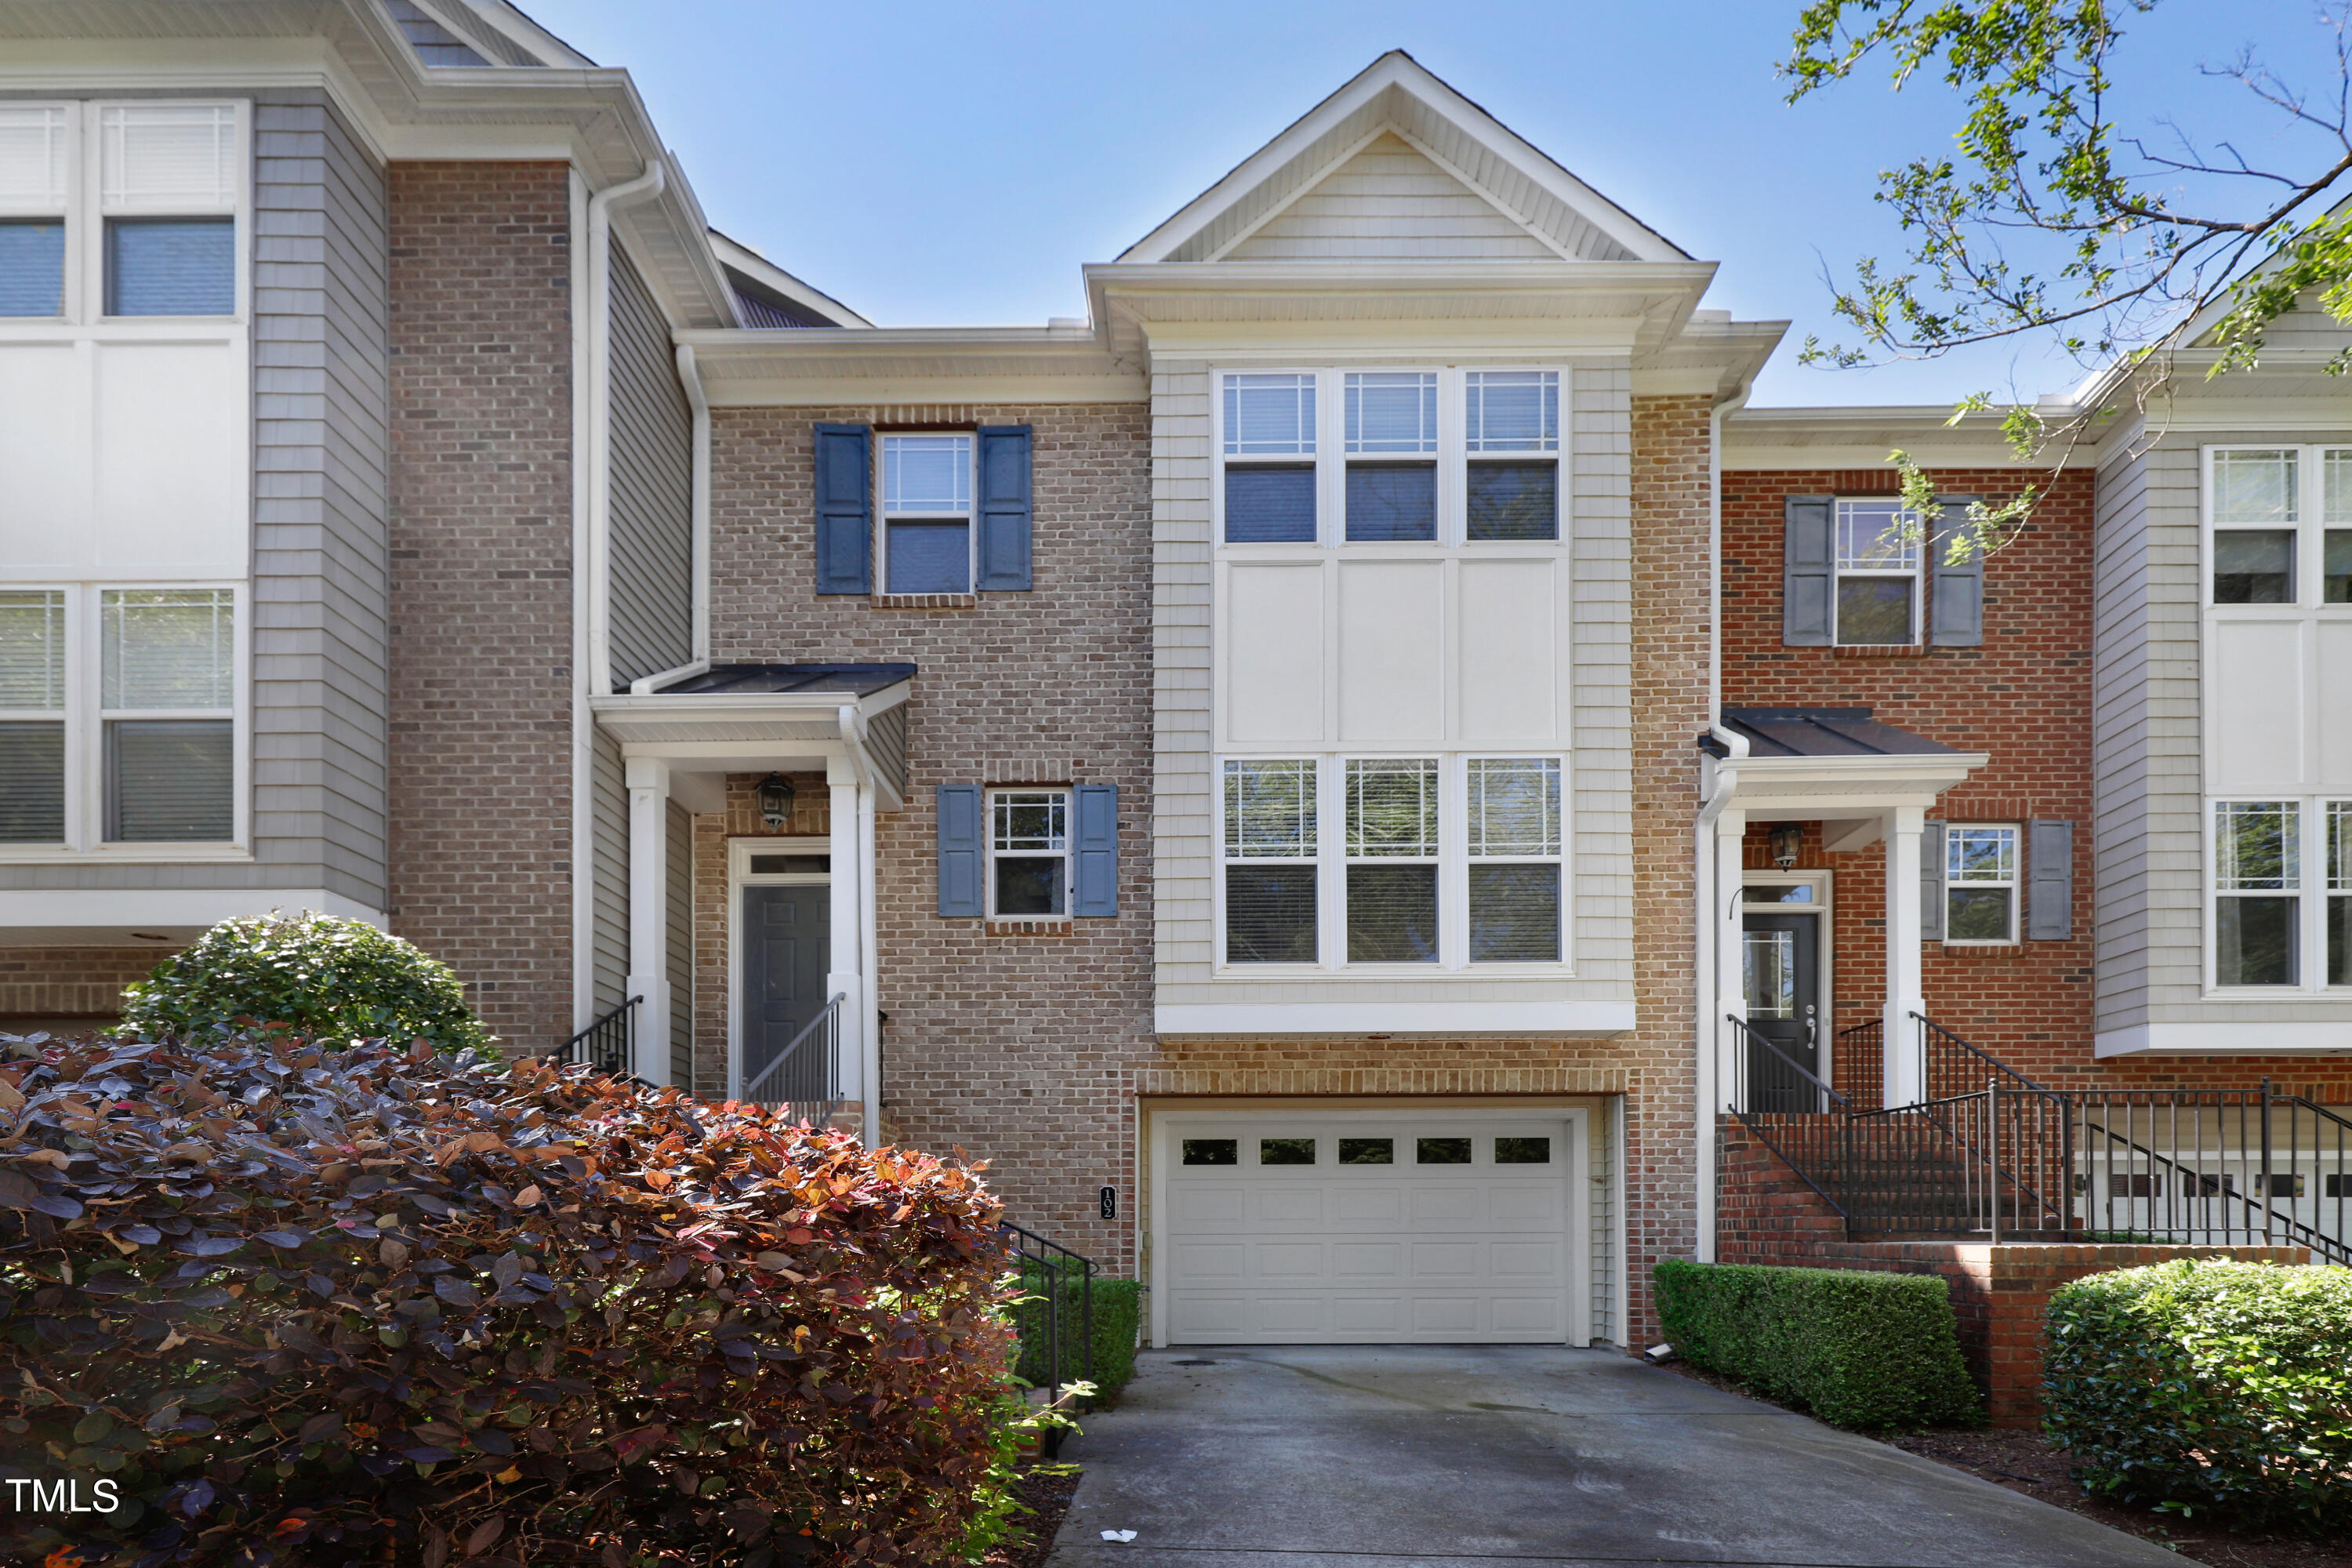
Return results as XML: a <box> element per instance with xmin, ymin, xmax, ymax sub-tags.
<box><xmin>1222</xmin><ymin>759</ymin><xmax>1317</xmax><ymax>963</ymax></box>
<box><xmin>1221</xmin><ymin>375</ymin><xmax>1317</xmax><ymax>543</ymax></box>
<box><xmin>1344</xmin><ymin>373</ymin><xmax>1438</xmax><ymax>542</ymax></box>
<box><xmin>1467</xmin><ymin>757</ymin><xmax>1562</xmax><ymax>960</ymax></box>
<box><xmin>1463</xmin><ymin>372</ymin><xmax>1559</xmax><ymax>541</ymax></box>
<box><xmin>1345</xmin><ymin>757</ymin><xmax>1439</xmax><ymax>962</ymax></box>
<box><xmin>1832</xmin><ymin>499</ymin><xmax>1921</xmax><ymax>644</ymax></box>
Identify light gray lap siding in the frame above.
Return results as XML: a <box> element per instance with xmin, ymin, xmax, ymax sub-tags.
<box><xmin>0</xmin><ymin>89</ymin><xmax>391</xmax><ymax>905</ymax></box>
<box><xmin>592</xmin><ymin>728</ymin><xmax>629</xmax><ymax>1014</ymax></box>
<box><xmin>605</xmin><ymin>242</ymin><xmax>694</xmax><ymax>690</ymax></box>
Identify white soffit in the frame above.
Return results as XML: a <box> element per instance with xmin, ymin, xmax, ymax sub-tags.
<box><xmin>1121</xmin><ymin>50</ymin><xmax>1685</xmax><ymax>268</ymax></box>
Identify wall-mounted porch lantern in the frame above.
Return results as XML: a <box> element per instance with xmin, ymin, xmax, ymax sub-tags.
<box><xmin>1769</xmin><ymin>822</ymin><xmax>1804</xmax><ymax>869</ymax></box>
<box><xmin>757</xmin><ymin>772</ymin><xmax>796</xmax><ymax>831</ymax></box>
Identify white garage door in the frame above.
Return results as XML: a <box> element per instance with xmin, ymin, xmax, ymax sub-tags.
<box><xmin>1156</xmin><ymin>1114</ymin><xmax>1583</xmax><ymax>1345</ymax></box>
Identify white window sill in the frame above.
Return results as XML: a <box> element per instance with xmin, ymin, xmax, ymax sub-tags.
<box><xmin>1211</xmin><ymin>963</ymin><xmax>1578</xmax><ymax>982</ymax></box>
<box><xmin>0</xmin><ymin>844</ymin><xmax>252</xmax><ymax>864</ymax></box>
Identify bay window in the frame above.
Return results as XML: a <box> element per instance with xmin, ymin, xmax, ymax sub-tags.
<box><xmin>1220</xmin><ymin>753</ymin><xmax>1568</xmax><ymax>968</ymax></box>
<box><xmin>0</xmin><ymin>586</ymin><xmax>240</xmax><ymax>851</ymax></box>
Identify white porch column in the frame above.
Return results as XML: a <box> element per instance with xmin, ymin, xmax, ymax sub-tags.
<box><xmin>623</xmin><ymin>756</ymin><xmax>672</xmax><ymax>1087</ymax></box>
<box><xmin>1713</xmin><ymin>807</ymin><xmax>1748</xmax><ymax>1112</ymax></box>
<box><xmin>824</xmin><ymin>757</ymin><xmax>866</xmax><ymax>1120</ymax></box>
<box><xmin>1883</xmin><ymin>804</ymin><xmax>1926</xmax><ymax>1105</ymax></box>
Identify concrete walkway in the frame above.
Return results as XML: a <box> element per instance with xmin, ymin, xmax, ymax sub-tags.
<box><xmin>1043</xmin><ymin>1346</ymin><xmax>2190</xmax><ymax>1568</ymax></box>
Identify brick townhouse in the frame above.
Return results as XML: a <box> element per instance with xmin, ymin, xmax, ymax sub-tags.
<box><xmin>0</xmin><ymin>2</ymin><xmax>2345</xmax><ymax>1351</ymax></box>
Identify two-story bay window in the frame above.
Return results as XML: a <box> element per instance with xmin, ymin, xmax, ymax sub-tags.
<box><xmin>1832</xmin><ymin>499</ymin><xmax>1921</xmax><ymax>644</ymax></box>
<box><xmin>0</xmin><ymin>586</ymin><xmax>238</xmax><ymax>850</ymax></box>
<box><xmin>1346</xmin><ymin>757</ymin><xmax>1440</xmax><ymax>960</ymax></box>
<box><xmin>1344</xmin><ymin>373</ymin><xmax>1439</xmax><ymax>541</ymax></box>
<box><xmin>1467</xmin><ymin>757</ymin><xmax>1562</xmax><ymax>960</ymax></box>
<box><xmin>1222</xmin><ymin>375</ymin><xmax>1316</xmax><ymax>543</ymax></box>
<box><xmin>1223</xmin><ymin>759</ymin><xmax>1317</xmax><ymax>962</ymax></box>
<box><xmin>2215</xmin><ymin>800</ymin><xmax>2299</xmax><ymax>986</ymax></box>
<box><xmin>1463</xmin><ymin>372</ymin><xmax>1559</xmax><ymax>541</ymax></box>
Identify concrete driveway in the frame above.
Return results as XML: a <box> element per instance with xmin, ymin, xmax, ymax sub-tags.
<box><xmin>1043</xmin><ymin>1346</ymin><xmax>2190</xmax><ymax>1568</ymax></box>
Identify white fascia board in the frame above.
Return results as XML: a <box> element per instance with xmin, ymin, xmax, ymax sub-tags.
<box><xmin>1119</xmin><ymin>51</ymin><xmax>1683</xmax><ymax>265</ymax></box>
<box><xmin>2096</xmin><ymin>1022</ymin><xmax>2352</xmax><ymax>1056</ymax></box>
<box><xmin>0</xmin><ymin>887</ymin><xmax>387</xmax><ymax>938</ymax></box>
<box><xmin>1154</xmin><ymin>1001</ymin><xmax>1637</xmax><ymax>1036</ymax></box>
<box><xmin>706</xmin><ymin>231</ymin><xmax>872</xmax><ymax>329</ymax></box>
<box><xmin>1724</xmin><ymin>752</ymin><xmax>1990</xmax><ymax>811</ymax></box>
<box><xmin>701</xmin><ymin>375</ymin><xmax>1145</xmax><ymax>408</ymax></box>
<box><xmin>679</xmin><ymin>325</ymin><xmax>1138</xmax><ymax>405</ymax></box>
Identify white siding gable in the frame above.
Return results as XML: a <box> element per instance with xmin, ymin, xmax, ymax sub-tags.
<box><xmin>1225</xmin><ymin>132</ymin><xmax>1558</xmax><ymax>263</ymax></box>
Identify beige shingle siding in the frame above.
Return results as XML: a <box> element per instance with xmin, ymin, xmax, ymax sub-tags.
<box><xmin>1225</xmin><ymin>133</ymin><xmax>1556</xmax><ymax>262</ymax></box>
<box><xmin>605</xmin><ymin>242</ymin><xmax>695</xmax><ymax>690</ymax></box>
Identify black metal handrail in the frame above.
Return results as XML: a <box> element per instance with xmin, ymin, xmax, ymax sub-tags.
<box><xmin>1835</xmin><ymin>1018</ymin><xmax>1882</xmax><ymax>1112</ymax></box>
<box><xmin>1725</xmin><ymin>1012</ymin><xmax>1847</xmax><ymax>1113</ymax></box>
<box><xmin>565</xmin><ymin>995</ymin><xmax>639</xmax><ymax>1077</ymax></box>
<box><xmin>742</xmin><ymin>991</ymin><xmax>847</xmax><ymax>1127</ymax></box>
<box><xmin>1002</xmin><ymin>1221</ymin><xmax>1098</xmax><ymax>1458</ymax></box>
<box><xmin>1914</xmin><ymin>1011</ymin><xmax>2050</xmax><ymax>1100</ymax></box>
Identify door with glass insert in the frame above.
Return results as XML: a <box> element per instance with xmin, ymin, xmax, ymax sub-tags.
<box><xmin>1741</xmin><ymin>912</ymin><xmax>1820</xmax><ymax>1112</ymax></box>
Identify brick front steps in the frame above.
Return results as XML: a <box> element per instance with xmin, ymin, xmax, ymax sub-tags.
<box><xmin>1719</xmin><ymin>1115</ymin><xmax>2307</xmax><ymax>1425</ymax></box>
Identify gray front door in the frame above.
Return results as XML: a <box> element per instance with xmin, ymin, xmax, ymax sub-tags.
<box><xmin>741</xmin><ymin>884</ymin><xmax>830</xmax><ymax>1100</ymax></box>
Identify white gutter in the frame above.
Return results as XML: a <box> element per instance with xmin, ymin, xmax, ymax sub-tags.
<box><xmin>1693</xmin><ymin>390</ymin><xmax>1753</xmax><ymax>1264</ymax></box>
<box><xmin>630</xmin><ymin>342</ymin><xmax>713</xmax><ymax>695</ymax></box>
<box><xmin>838</xmin><ymin>705</ymin><xmax>884</xmax><ymax>1148</ymax></box>
<box><xmin>569</xmin><ymin>158</ymin><xmax>664</xmax><ymax>1036</ymax></box>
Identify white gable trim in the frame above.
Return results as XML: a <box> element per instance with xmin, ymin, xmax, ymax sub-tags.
<box><xmin>1122</xmin><ymin>51</ymin><xmax>1682</xmax><ymax>267</ymax></box>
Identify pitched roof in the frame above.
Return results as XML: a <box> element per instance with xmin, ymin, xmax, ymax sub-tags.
<box><xmin>1120</xmin><ymin>50</ymin><xmax>1684</xmax><ymax>267</ymax></box>
<box><xmin>1708</xmin><ymin>707</ymin><xmax>1962</xmax><ymax>759</ymax></box>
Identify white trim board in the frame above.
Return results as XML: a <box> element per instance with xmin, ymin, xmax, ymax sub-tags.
<box><xmin>1155</xmin><ymin>1001</ymin><xmax>1635</xmax><ymax>1036</ymax></box>
<box><xmin>2096</xmin><ymin>1022</ymin><xmax>2352</xmax><ymax>1056</ymax></box>
<box><xmin>0</xmin><ymin>887</ymin><xmax>386</xmax><ymax>936</ymax></box>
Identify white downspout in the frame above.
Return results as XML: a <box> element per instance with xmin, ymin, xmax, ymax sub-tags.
<box><xmin>1693</xmin><ymin>391</ymin><xmax>1753</xmax><ymax>1263</ymax></box>
<box><xmin>584</xmin><ymin>158</ymin><xmax>666</xmax><ymax>702</ymax></box>
<box><xmin>568</xmin><ymin>158</ymin><xmax>662</xmax><ymax>1041</ymax></box>
<box><xmin>630</xmin><ymin>343</ymin><xmax>712</xmax><ymax>695</ymax></box>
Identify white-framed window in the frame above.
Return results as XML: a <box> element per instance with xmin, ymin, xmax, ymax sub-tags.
<box><xmin>0</xmin><ymin>100</ymin><xmax>244</xmax><ymax>324</ymax></box>
<box><xmin>880</xmin><ymin>432</ymin><xmax>973</xmax><ymax>594</ymax></box>
<box><xmin>0</xmin><ymin>583</ymin><xmax>242</xmax><ymax>851</ymax></box>
<box><xmin>1467</xmin><ymin>757</ymin><xmax>1563</xmax><ymax>960</ymax></box>
<box><xmin>1831</xmin><ymin>498</ymin><xmax>1922</xmax><ymax>645</ymax></box>
<box><xmin>1218</xmin><ymin>753</ymin><xmax>1569</xmax><ymax>969</ymax></box>
<box><xmin>1944</xmin><ymin>823</ymin><xmax>2019</xmax><ymax>943</ymax></box>
<box><xmin>2213</xmin><ymin>800</ymin><xmax>2301</xmax><ymax>987</ymax></box>
<box><xmin>1344</xmin><ymin>372</ymin><xmax>1439</xmax><ymax>543</ymax></box>
<box><xmin>988</xmin><ymin>788</ymin><xmax>1070</xmax><ymax>918</ymax></box>
<box><xmin>2331</xmin><ymin>800</ymin><xmax>2352</xmax><ymax>989</ymax></box>
<box><xmin>1463</xmin><ymin>370</ymin><xmax>1559</xmax><ymax>542</ymax></box>
<box><xmin>1221</xmin><ymin>374</ymin><xmax>1317</xmax><ymax>544</ymax></box>
<box><xmin>1214</xmin><ymin>368</ymin><xmax>1568</xmax><ymax>548</ymax></box>
<box><xmin>2205</xmin><ymin>445</ymin><xmax>2352</xmax><ymax>606</ymax></box>
<box><xmin>1221</xmin><ymin>758</ymin><xmax>1317</xmax><ymax>963</ymax></box>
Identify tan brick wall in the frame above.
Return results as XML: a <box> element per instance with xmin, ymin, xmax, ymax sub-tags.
<box><xmin>1624</xmin><ymin>393</ymin><xmax>1716</xmax><ymax>1340</ymax></box>
<box><xmin>0</xmin><ymin>947</ymin><xmax>165</xmax><ymax>1025</ymax></box>
<box><xmin>385</xmin><ymin>162</ymin><xmax>575</xmax><ymax>1053</ymax></box>
<box><xmin>708</xmin><ymin>404</ymin><xmax>1156</xmax><ymax>1263</ymax></box>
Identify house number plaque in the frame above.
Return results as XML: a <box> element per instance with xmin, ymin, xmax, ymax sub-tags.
<box><xmin>1099</xmin><ymin>1185</ymin><xmax>1116</xmax><ymax>1220</ymax></box>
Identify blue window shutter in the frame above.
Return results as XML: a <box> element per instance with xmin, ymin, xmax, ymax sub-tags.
<box><xmin>936</xmin><ymin>786</ymin><xmax>983</xmax><ymax>916</ymax></box>
<box><xmin>1784</xmin><ymin>495</ymin><xmax>1834</xmax><ymax>646</ymax></box>
<box><xmin>1921</xmin><ymin>820</ymin><xmax>1947</xmax><ymax>941</ymax></box>
<box><xmin>2028</xmin><ymin>820</ymin><xmax>2073</xmax><ymax>939</ymax></box>
<box><xmin>1074</xmin><ymin>784</ymin><xmax>1118</xmax><ymax>916</ymax></box>
<box><xmin>1930</xmin><ymin>495</ymin><xmax>1985</xmax><ymax>646</ymax></box>
<box><xmin>813</xmin><ymin>423</ymin><xmax>872</xmax><ymax>595</ymax></box>
<box><xmin>975</xmin><ymin>424</ymin><xmax>1033</xmax><ymax>590</ymax></box>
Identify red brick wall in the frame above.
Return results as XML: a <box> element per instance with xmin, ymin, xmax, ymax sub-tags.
<box><xmin>386</xmin><ymin>162</ymin><xmax>575</xmax><ymax>1053</ymax></box>
<box><xmin>1722</xmin><ymin>466</ymin><xmax>2352</xmax><ymax>1098</ymax></box>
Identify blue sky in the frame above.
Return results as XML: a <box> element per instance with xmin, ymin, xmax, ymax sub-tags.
<box><xmin>526</xmin><ymin>1</ymin><xmax>2339</xmax><ymax>408</ymax></box>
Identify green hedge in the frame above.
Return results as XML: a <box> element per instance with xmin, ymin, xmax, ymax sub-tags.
<box><xmin>1655</xmin><ymin>1259</ymin><xmax>1981</xmax><ymax>1428</ymax></box>
<box><xmin>2045</xmin><ymin>1259</ymin><xmax>2352</xmax><ymax>1531</ymax></box>
<box><xmin>1011</xmin><ymin>1262</ymin><xmax>1140</xmax><ymax>1397</ymax></box>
